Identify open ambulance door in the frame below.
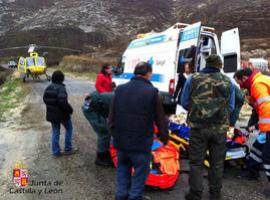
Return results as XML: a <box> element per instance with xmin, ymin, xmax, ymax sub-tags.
<box><xmin>221</xmin><ymin>28</ymin><xmax>241</xmax><ymax>77</ymax></box>
<box><xmin>177</xmin><ymin>22</ymin><xmax>202</xmax><ymax>74</ymax></box>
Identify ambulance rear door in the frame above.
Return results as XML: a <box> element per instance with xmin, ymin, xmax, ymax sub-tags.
<box><xmin>221</xmin><ymin>28</ymin><xmax>241</xmax><ymax>78</ymax></box>
<box><xmin>177</xmin><ymin>22</ymin><xmax>202</xmax><ymax>73</ymax></box>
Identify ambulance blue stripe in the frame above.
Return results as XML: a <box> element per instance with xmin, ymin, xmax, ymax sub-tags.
<box><xmin>113</xmin><ymin>73</ymin><xmax>164</xmax><ymax>83</ymax></box>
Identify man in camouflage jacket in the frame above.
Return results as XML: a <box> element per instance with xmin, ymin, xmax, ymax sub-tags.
<box><xmin>181</xmin><ymin>55</ymin><xmax>235</xmax><ymax>200</ymax></box>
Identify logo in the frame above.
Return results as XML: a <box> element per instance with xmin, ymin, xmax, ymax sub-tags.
<box><xmin>147</xmin><ymin>57</ymin><xmax>155</xmax><ymax>65</ymax></box>
<box><xmin>13</xmin><ymin>163</ymin><xmax>29</xmax><ymax>188</ymax></box>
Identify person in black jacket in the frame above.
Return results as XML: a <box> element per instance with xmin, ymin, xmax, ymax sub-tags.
<box><xmin>174</xmin><ymin>62</ymin><xmax>193</xmax><ymax>102</ymax></box>
<box><xmin>109</xmin><ymin>62</ymin><xmax>168</xmax><ymax>200</ymax></box>
<box><xmin>43</xmin><ymin>71</ymin><xmax>77</xmax><ymax>157</ymax></box>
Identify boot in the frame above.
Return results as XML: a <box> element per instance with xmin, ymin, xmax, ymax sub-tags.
<box><xmin>264</xmin><ymin>185</ymin><xmax>270</xmax><ymax>198</ymax></box>
<box><xmin>209</xmin><ymin>192</ymin><xmax>222</xmax><ymax>200</ymax></box>
<box><xmin>236</xmin><ymin>169</ymin><xmax>260</xmax><ymax>181</ymax></box>
<box><xmin>185</xmin><ymin>191</ymin><xmax>202</xmax><ymax>200</ymax></box>
<box><xmin>95</xmin><ymin>152</ymin><xmax>114</xmax><ymax>167</ymax></box>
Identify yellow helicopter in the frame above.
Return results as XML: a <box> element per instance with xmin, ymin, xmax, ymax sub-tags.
<box><xmin>0</xmin><ymin>44</ymin><xmax>81</xmax><ymax>82</ymax></box>
<box><xmin>18</xmin><ymin>47</ymin><xmax>50</xmax><ymax>82</ymax></box>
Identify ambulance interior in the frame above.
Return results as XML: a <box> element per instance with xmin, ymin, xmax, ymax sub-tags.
<box><xmin>177</xmin><ymin>34</ymin><xmax>238</xmax><ymax>75</ymax></box>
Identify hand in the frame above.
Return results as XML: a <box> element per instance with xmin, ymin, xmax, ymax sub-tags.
<box><xmin>248</xmin><ymin>126</ymin><xmax>256</xmax><ymax>132</ymax></box>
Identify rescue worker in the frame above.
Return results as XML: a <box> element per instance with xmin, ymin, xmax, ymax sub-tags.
<box><xmin>181</xmin><ymin>55</ymin><xmax>235</xmax><ymax>200</ymax></box>
<box><xmin>95</xmin><ymin>64</ymin><xmax>113</xmax><ymax>93</ymax></box>
<box><xmin>82</xmin><ymin>91</ymin><xmax>114</xmax><ymax>166</ymax></box>
<box><xmin>109</xmin><ymin>62</ymin><xmax>169</xmax><ymax>200</ymax></box>
<box><xmin>43</xmin><ymin>70</ymin><xmax>78</xmax><ymax>157</ymax></box>
<box><xmin>234</xmin><ymin>68</ymin><xmax>270</xmax><ymax>197</ymax></box>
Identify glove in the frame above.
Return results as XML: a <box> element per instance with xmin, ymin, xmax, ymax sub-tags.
<box><xmin>159</xmin><ymin>134</ymin><xmax>169</xmax><ymax>145</ymax></box>
<box><xmin>257</xmin><ymin>133</ymin><xmax>266</xmax><ymax>144</ymax></box>
<box><xmin>248</xmin><ymin>126</ymin><xmax>256</xmax><ymax>132</ymax></box>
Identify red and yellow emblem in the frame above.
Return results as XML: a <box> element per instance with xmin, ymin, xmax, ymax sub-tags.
<box><xmin>13</xmin><ymin>163</ymin><xmax>29</xmax><ymax>187</ymax></box>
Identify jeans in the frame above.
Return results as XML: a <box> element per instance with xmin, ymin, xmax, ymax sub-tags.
<box><xmin>51</xmin><ymin>119</ymin><xmax>73</xmax><ymax>155</ymax></box>
<box><xmin>82</xmin><ymin>108</ymin><xmax>110</xmax><ymax>153</ymax></box>
<box><xmin>115</xmin><ymin>150</ymin><xmax>151</xmax><ymax>200</ymax></box>
<box><xmin>189</xmin><ymin>128</ymin><xmax>226</xmax><ymax>199</ymax></box>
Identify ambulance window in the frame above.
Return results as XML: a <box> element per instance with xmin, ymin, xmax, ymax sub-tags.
<box><xmin>203</xmin><ymin>37</ymin><xmax>209</xmax><ymax>46</ymax></box>
<box><xmin>115</xmin><ymin>57</ymin><xmax>124</xmax><ymax>75</ymax></box>
<box><xmin>177</xmin><ymin>46</ymin><xmax>196</xmax><ymax>73</ymax></box>
<box><xmin>223</xmin><ymin>54</ymin><xmax>237</xmax><ymax>73</ymax></box>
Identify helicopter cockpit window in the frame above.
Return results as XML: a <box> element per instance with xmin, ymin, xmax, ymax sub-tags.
<box><xmin>26</xmin><ymin>57</ymin><xmax>35</xmax><ymax>66</ymax></box>
<box><xmin>36</xmin><ymin>57</ymin><xmax>45</xmax><ymax>66</ymax></box>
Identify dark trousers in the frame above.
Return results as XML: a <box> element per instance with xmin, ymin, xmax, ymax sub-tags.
<box><xmin>82</xmin><ymin>108</ymin><xmax>110</xmax><ymax>153</ymax></box>
<box><xmin>189</xmin><ymin>128</ymin><xmax>226</xmax><ymax>199</ymax></box>
<box><xmin>115</xmin><ymin>150</ymin><xmax>151</xmax><ymax>200</ymax></box>
<box><xmin>247</xmin><ymin>133</ymin><xmax>270</xmax><ymax>182</ymax></box>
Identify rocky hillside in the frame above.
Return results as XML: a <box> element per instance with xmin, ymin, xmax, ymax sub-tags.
<box><xmin>0</xmin><ymin>0</ymin><xmax>269</xmax><ymax>57</ymax></box>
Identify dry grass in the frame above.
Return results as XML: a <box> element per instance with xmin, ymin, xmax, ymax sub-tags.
<box><xmin>59</xmin><ymin>55</ymin><xmax>118</xmax><ymax>74</ymax></box>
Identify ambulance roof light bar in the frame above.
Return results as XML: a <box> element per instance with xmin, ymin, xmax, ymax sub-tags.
<box><xmin>173</xmin><ymin>23</ymin><xmax>190</xmax><ymax>29</ymax></box>
<box><xmin>202</xmin><ymin>26</ymin><xmax>215</xmax><ymax>33</ymax></box>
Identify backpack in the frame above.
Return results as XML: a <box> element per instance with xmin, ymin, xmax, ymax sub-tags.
<box><xmin>188</xmin><ymin>72</ymin><xmax>230</xmax><ymax>124</ymax></box>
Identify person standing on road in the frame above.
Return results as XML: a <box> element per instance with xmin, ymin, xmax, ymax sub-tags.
<box><xmin>43</xmin><ymin>70</ymin><xmax>77</xmax><ymax>157</ymax></box>
<box><xmin>109</xmin><ymin>62</ymin><xmax>169</xmax><ymax>200</ymax></box>
<box><xmin>95</xmin><ymin>64</ymin><xmax>113</xmax><ymax>93</ymax></box>
<box><xmin>234</xmin><ymin>68</ymin><xmax>270</xmax><ymax>197</ymax></box>
<box><xmin>82</xmin><ymin>91</ymin><xmax>114</xmax><ymax>166</ymax></box>
<box><xmin>181</xmin><ymin>55</ymin><xmax>235</xmax><ymax>200</ymax></box>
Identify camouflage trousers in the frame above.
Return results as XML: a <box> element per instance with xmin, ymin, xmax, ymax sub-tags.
<box><xmin>188</xmin><ymin>128</ymin><xmax>226</xmax><ymax>199</ymax></box>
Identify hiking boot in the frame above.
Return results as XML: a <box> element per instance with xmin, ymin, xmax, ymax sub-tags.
<box><xmin>185</xmin><ymin>192</ymin><xmax>201</xmax><ymax>200</ymax></box>
<box><xmin>209</xmin><ymin>192</ymin><xmax>222</xmax><ymax>200</ymax></box>
<box><xmin>236</xmin><ymin>170</ymin><xmax>260</xmax><ymax>181</ymax></box>
<box><xmin>53</xmin><ymin>153</ymin><xmax>62</xmax><ymax>158</ymax></box>
<box><xmin>264</xmin><ymin>188</ymin><xmax>270</xmax><ymax>198</ymax></box>
<box><xmin>95</xmin><ymin>152</ymin><xmax>114</xmax><ymax>167</ymax></box>
<box><xmin>264</xmin><ymin>190</ymin><xmax>270</xmax><ymax>198</ymax></box>
<box><xmin>142</xmin><ymin>195</ymin><xmax>151</xmax><ymax>200</ymax></box>
<box><xmin>64</xmin><ymin>147</ymin><xmax>79</xmax><ymax>155</ymax></box>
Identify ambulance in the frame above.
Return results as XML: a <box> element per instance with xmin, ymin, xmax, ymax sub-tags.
<box><xmin>113</xmin><ymin>22</ymin><xmax>241</xmax><ymax>112</ymax></box>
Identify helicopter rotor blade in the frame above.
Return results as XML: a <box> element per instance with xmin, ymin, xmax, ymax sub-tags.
<box><xmin>37</xmin><ymin>46</ymin><xmax>82</xmax><ymax>53</ymax></box>
<box><xmin>0</xmin><ymin>46</ymin><xmax>29</xmax><ymax>51</ymax></box>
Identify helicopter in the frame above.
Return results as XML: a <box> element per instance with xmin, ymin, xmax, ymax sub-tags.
<box><xmin>0</xmin><ymin>44</ymin><xmax>81</xmax><ymax>82</ymax></box>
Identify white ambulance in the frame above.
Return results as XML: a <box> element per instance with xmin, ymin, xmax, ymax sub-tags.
<box><xmin>113</xmin><ymin>22</ymin><xmax>241</xmax><ymax>112</ymax></box>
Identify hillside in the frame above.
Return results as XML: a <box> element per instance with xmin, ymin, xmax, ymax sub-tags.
<box><xmin>0</xmin><ymin>0</ymin><xmax>269</xmax><ymax>58</ymax></box>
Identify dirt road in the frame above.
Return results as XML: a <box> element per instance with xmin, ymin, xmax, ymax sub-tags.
<box><xmin>0</xmin><ymin>75</ymin><xmax>268</xmax><ymax>200</ymax></box>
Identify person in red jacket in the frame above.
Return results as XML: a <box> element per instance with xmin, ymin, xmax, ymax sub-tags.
<box><xmin>95</xmin><ymin>64</ymin><xmax>113</xmax><ymax>93</ymax></box>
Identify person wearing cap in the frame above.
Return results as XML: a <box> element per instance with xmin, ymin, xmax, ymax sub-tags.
<box><xmin>181</xmin><ymin>55</ymin><xmax>235</xmax><ymax>200</ymax></box>
<box><xmin>109</xmin><ymin>61</ymin><xmax>169</xmax><ymax>200</ymax></box>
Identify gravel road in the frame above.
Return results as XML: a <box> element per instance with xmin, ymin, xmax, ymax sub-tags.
<box><xmin>0</xmin><ymin>74</ymin><xmax>268</xmax><ymax>200</ymax></box>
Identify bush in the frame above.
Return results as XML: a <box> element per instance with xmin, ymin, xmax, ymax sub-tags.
<box><xmin>59</xmin><ymin>55</ymin><xmax>117</xmax><ymax>73</ymax></box>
